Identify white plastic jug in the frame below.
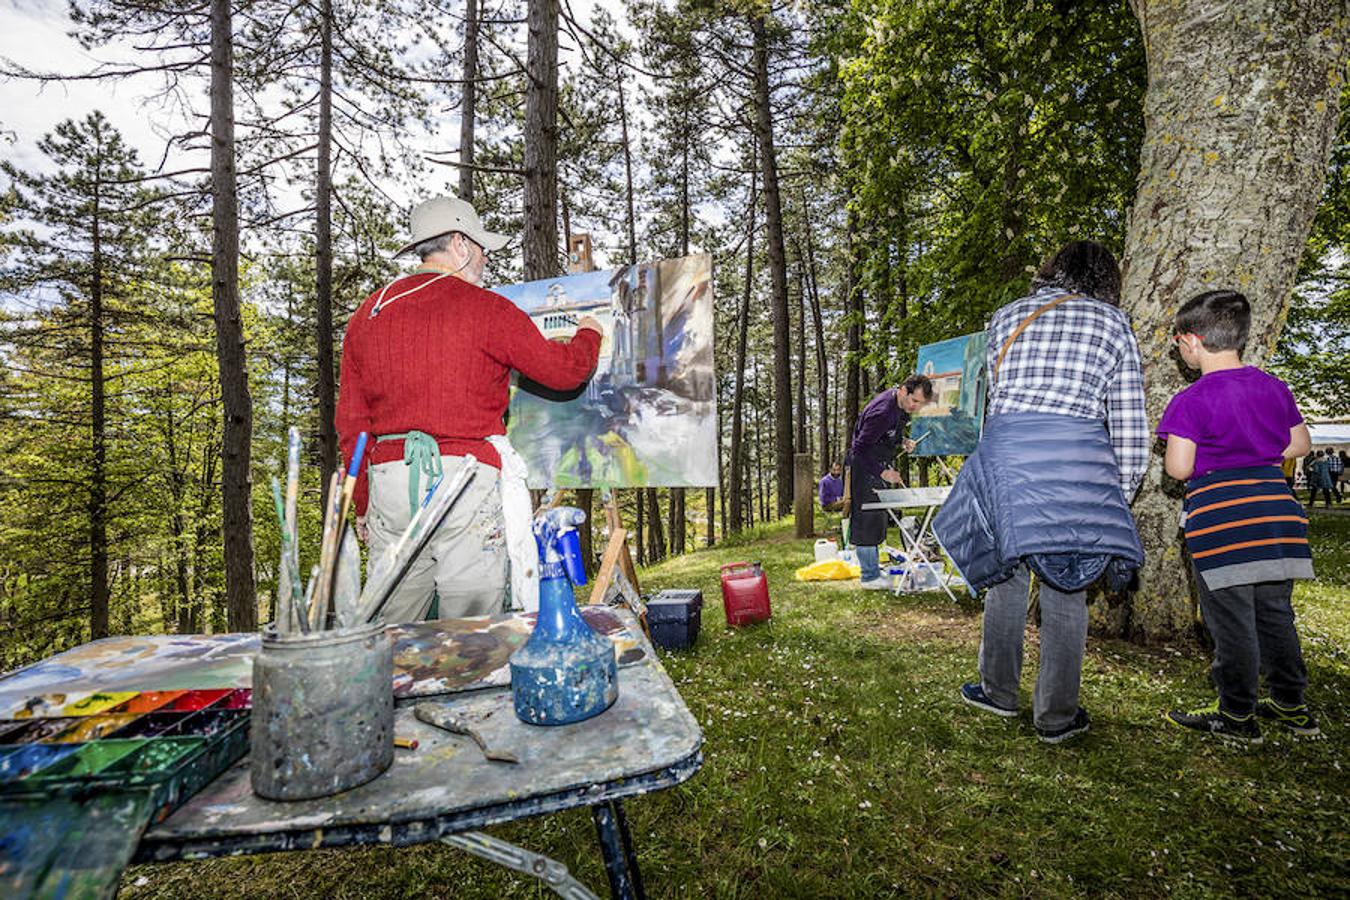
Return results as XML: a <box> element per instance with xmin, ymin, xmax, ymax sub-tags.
<box><xmin>813</xmin><ymin>539</ymin><xmax>839</xmax><ymax>562</ymax></box>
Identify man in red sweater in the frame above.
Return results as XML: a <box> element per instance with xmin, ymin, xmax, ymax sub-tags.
<box><xmin>337</xmin><ymin>196</ymin><xmax>601</xmax><ymax>622</ymax></box>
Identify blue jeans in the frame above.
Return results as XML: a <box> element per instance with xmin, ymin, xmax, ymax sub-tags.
<box><xmin>857</xmin><ymin>545</ymin><xmax>881</xmax><ymax>581</ymax></box>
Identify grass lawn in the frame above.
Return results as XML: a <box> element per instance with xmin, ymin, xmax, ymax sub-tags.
<box><xmin>125</xmin><ymin>512</ymin><xmax>1349</xmax><ymax>898</ymax></box>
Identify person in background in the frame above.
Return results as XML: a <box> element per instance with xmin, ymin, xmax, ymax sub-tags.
<box><xmin>938</xmin><ymin>240</ymin><xmax>1146</xmax><ymax>745</ymax></box>
<box><xmin>337</xmin><ymin>195</ymin><xmax>601</xmax><ymax>623</ymax></box>
<box><xmin>1158</xmin><ymin>289</ymin><xmax>1318</xmax><ymax>742</ymax></box>
<box><xmin>1326</xmin><ymin>447</ymin><xmax>1344</xmax><ymax>502</ymax></box>
<box><xmin>1280</xmin><ymin>454</ymin><xmax>1298</xmax><ymax>489</ymax></box>
<box><xmin>1307</xmin><ymin>450</ymin><xmax>1335</xmax><ymax>508</ymax></box>
<box><xmin>818</xmin><ymin>461</ymin><xmax>846</xmax><ymax>512</ymax></box>
<box><xmin>847</xmin><ymin>376</ymin><xmax>935</xmax><ymax>589</ymax></box>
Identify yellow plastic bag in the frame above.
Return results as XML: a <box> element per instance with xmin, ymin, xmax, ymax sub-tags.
<box><xmin>795</xmin><ymin>559</ymin><xmax>862</xmax><ymax>581</ymax></box>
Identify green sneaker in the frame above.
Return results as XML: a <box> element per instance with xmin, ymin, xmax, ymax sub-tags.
<box><xmin>1165</xmin><ymin>701</ymin><xmax>1263</xmax><ymax>745</ymax></box>
<box><xmin>1255</xmin><ymin>699</ymin><xmax>1321</xmax><ymax>737</ymax></box>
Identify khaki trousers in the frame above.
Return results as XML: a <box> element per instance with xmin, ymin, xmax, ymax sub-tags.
<box><xmin>366</xmin><ymin>455</ymin><xmax>507</xmax><ymax>622</ymax></box>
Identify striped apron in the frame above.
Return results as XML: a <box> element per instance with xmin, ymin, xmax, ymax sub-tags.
<box><xmin>1183</xmin><ymin>465</ymin><xmax>1315</xmax><ymax>591</ymax></box>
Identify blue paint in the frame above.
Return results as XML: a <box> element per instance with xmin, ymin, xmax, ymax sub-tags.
<box><xmin>0</xmin><ymin>744</ymin><xmax>80</xmax><ymax>782</ymax></box>
<box><xmin>511</xmin><ymin>508</ymin><xmax>617</xmax><ymax>725</ymax></box>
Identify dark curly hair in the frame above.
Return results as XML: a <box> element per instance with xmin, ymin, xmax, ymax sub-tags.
<box><xmin>1031</xmin><ymin>241</ymin><xmax>1122</xmax><ymax>306</ymax></box>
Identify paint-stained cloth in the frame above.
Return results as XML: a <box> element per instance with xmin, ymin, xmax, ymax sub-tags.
<box><xmin>1182</xmin><ymin>466</ymin><xmax>1313</xmax><ymax>591</ymax></box>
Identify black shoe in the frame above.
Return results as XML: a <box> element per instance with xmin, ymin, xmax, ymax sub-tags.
<box><xmin>1036</xmin><ymin>707</ymin><xmax>1090</xmax><ymax>744</ymax></box>
<box><xmin>1165</xmin><ymin>701</ymin><xmax>1263</xmax><ymax>745</ymax></box>
<box><xmin>1255</xmin><ymin>698</ymin><xmax>1321</xmax><ymax>737</ymax></box>
<box><xmin>959</xmin><ymin>682</ymin><xmax>1018</xmax><ymax>718</ymax></box>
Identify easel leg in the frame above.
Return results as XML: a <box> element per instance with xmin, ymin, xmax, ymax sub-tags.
<box><xmin>592</xmin><ymin>800</ymin><xmax>645</xmax><ymax>900</ymax></box>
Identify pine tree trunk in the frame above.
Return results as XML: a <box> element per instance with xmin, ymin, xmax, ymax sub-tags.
<box><xmin>646</xmin><ymin>489</ymin><xmax>665</xmax><ymax>562</ymax></box>
<box><xmin>459</xmin><ymin>0</ymin><xmax>479</xmax><ymax>202</ymax></box>
<box><xmin>1115</xmin><ymin>0</ymin><xmax>1349</xmax><ymax>642</ymax></box>
<box><xmin>751</xmin><ymin>15</ymin><xmax>794</xmax><ymax>517</ymax></box>
<box><xmin>802</xmin><ymin>203</ymin><xmax>830</xmax><ymax>468</ymax></box>
<box><xmin>843</xmin><ymin>208</ymin><xmax>862</xmax><ymax>453</ymax></box>
<box><xmin>316</xmin><ymin>0</ymin><xmax>337</xmax><ymax>505</ymax></box>
<box><xmin>728</xmin><ymin>144</ymin><xmax>757</xmax><ymax>533</ymax></box>
<box><xmin>211</xmin><ymin>0</ymin><xmax>257</xmax><ymax>633</ymax></box>
<box><xmin>523</xmin><ymin>0</ymin><xmax>560</xmax><ymax>280</ymax></box>
<box><xmin>89</xmin><ymin>146</ymin><xmax>109</xmax><ymax>640</ymax></box>
<box><xmin>794</xmin><ymin>252</ymin><xmax>808</xmax><ymax>452</ymax></box>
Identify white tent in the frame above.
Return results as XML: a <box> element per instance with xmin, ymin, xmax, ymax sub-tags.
<box><xmin>1308</xmin><ymin>423</ymin><xmax>1350</xmax><ymax>447</ymax></box>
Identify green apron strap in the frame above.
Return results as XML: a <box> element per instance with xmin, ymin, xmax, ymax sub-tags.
<box><xmin>377</xmin><ymin>431</ymin><xmax>444</xmax><ymax>516</ymax></box>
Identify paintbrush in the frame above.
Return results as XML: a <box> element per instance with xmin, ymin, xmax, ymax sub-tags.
<box><xmin>333</xmin><ymin>524</ymin><xmax>362</xmax><ymax>629</ymax></box>
<box><xmin>365</xmin><ymin>472</ymin><xmax>444</xmax><ymax>590</ymax></box>
<box><xmin>284</xmin><ymin>427</ymin><xmax>302</xmax><ymax>625</ymax></box>
<box><xmin>320</xmin><ymin>432</ymin><xmax>368</xmax><ymax>629</ymax></box>
<box><xmin>356</xmin><ymin>459</ymin><xmax>478</xmax><ymax>625</ymax></box>
<box><xmin>310</xmin><ymin>470</ymin><xmax>343</xmax><ymax>631</ymax></box>
<box><xmin>270</xmin><ymin>476</ymin><xmax>299</xmax><ymax>634</ymax></box>
<box><xmin>299</xmin><ymin>563</ymin><xmax>320</xmax><ymax>633</ymax></box>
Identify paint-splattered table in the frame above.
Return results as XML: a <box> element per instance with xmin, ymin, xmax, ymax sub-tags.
<box><xmin>1</xmin><ymin>607</ymin><xmax>702</xmax><ymax>899</ymax></box>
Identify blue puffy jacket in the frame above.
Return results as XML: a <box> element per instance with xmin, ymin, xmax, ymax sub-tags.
<box><xmin>933</xmin><ymin>412</ymin><xmax>1144</xmax><ymax>593</ymax></box>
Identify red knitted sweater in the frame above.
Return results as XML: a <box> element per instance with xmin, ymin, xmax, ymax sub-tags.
<box><xmin>336</xmin><ymin>272</ymin><xmax>601</xmax><ymax>516</ymax></box>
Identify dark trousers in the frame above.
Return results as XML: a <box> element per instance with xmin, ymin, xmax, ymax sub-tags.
<box><xmin>1194</xmin><ymin>569</ymin><xmax>1308</xmax><ymax>716</ymax></box>
<box><xmin>1307</xmin><ymin>485</ymin><xmax>1334</xmax><ymax>507</ymax></box>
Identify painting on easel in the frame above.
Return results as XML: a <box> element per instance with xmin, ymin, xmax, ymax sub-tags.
<box><xmin>491</xmin><ymin>253</ymin><xmax>716</xmax><ymax>489</ymax></box>
<box><xmin>911</xmin><ymin>332</ymin><xmax>988</xmax><ymax>457</ymax></box>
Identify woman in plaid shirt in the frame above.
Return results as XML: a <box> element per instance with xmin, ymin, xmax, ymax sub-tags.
<box><xmin>937</xmin><ymin>241</ymin><xmax>1147</xmax><ymax>744</ymax></box>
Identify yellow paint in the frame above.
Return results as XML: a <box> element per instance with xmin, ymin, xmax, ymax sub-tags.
<box><xmin>1212</xmin><ymin>95</ymin><xmax>1226</xmax><ymax>107</ymax></box>
<box><xmin>1203</xmin><ymin>151</ymin><xmax>1219</xmax><ymax>164</ymax></box>
<box><xmin>58</xmin><ymin>691</ymin><xmax>138</xmax><ymax>717</ymax></box>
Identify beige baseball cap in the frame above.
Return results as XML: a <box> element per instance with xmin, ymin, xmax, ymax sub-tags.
<box><xmin>394</xmin><ymin>195</ymin><xmax>510</xmax><ymax>257</ymax></box>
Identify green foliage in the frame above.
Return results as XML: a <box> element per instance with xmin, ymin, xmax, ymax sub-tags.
<box><xmin>836</xmin><ymin>0</ymin><xmax>1145</xmax><ymax>378</ymax></box>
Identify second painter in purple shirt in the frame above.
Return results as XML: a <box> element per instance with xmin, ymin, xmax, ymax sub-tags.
<box><xmin>1156</xmin><ymin>367</ymin><xmax>1303</xmax><ymax>479</ymax></box>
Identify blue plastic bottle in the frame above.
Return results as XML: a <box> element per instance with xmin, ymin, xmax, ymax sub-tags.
<box><xmin>510</xmin><ymin>507</ymin><xmax>618</xmax><ymax>725</ymax></box>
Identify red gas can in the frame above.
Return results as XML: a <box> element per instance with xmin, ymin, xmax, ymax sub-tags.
<box><xmin>719</xmin><ymin>561</ymin><xmax>772</xmax><ymax>627</ymax></box>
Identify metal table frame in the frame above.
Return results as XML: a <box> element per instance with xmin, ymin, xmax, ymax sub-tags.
<box><xmin>133</xmin><ymin>747</ymin><xmax>701</xmax><ymax>900</ymax></box>
<box><xmin>862</xmin><ymin>486</ymin><xmax>966</xmax><ymax>602</ymax></box>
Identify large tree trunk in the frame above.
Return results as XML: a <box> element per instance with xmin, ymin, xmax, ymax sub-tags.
<box><xmin>211</xmin><ymin>0</ymin><xmax>257</xmax><ymax>633</ymax></box>
<box><xmin>459</xmin><ymin>0</ymin><xmax>479</xmax><ymax>202</ymax></box>
<box><xmin>843</xmin><ymin>208</ymin><xmax>862</xmax><ymax>453</ymax></box>
<box><xmin>1115</xmin><ymin>0</ymin><xmax>1349</xmax><ymax>642</ymax></box>
<box><xmin>751</xmin><ymin>15</ymin><xmax>793</xmax><ymax>517</ymax></box>
<box><xmin>523</xmin><ymin>0</ymin><xmax>560</xmax><ymax>279</ymax></box>
<box><xmin>802</xmin><ymin>200</ymin><xmax>830</xmax><ymax>468</ymax></box>
<box><xmin>89</xmin><ymin>143</ymin><xmax>109</xmax><ymax>640</ymax></box>
<box><xmin>316</xmin><ymin>0</ymin><xmax>337</xmax><ymax>506</ymax></box>
<box><xmin>728</xmin><ymin>146</ymin><xmax>758</xmax><ymax>533</ymax></box>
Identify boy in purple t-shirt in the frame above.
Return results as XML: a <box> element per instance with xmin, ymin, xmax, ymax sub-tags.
<box><xmin>1156</xmin><ymin>290</ymin><xmax>1319</xmax><ymax>743</ymax></box>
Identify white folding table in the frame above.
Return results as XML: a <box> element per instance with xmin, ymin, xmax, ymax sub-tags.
<box><xmin>861</xmin><ymin>485</ymin><xmax>966</xmax><ymax>602</ymax></box>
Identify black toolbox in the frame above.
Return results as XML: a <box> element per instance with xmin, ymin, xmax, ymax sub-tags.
<box><xmin>646</xmin><ymin>589</ymin><xmax>703</xmax><ymax>651</ymax></box>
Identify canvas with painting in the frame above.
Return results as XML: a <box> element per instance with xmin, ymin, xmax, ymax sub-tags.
<box><xmin>492</xmin><ymin>253</ymin><xmax>717</xmax><ymax>489</ymax></box>
<box><xmin>911</xmin><ymin>332</ymin><xmax>988</xmax><ymax>456</ymax></box>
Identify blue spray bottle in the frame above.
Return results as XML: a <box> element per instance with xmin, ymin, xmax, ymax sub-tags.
<box><xmin>510</xmin><ymin>507</ymin><xmax>619</xmax><ymax>724</ymax></box>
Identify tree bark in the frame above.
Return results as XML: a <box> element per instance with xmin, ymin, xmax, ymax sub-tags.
<box><xmin>459</xmin><ymin>0</ymin><xmax>479</xmax><ymax>202</ymax></box>
<box><xmin>794</xmin><ymin>249</ymin><xmax>808</xmax><ymax>453</ymax></box>
<box><xmin>316</xmin><ymin>0</ymin><xmax>337</xmax><ymax>506</ymax></box>
<box><xmin>211</xmin><ymin>0</ymin><xmax>257</xmax><ymax>633</ymax></box>
<box><xmin>1116</xmin><ymin>0</ymin><xmax>1350</xmax><ymax>642</ymax></box>
<box><xmin>89</xmin><ymin>135</ymin><xmax>109</xmax><ymax>640</ymax></box>
<box><xmin>523</xmin><ymin>0</ymin><xmax>560</xmax><ymax>280</ymax></box>
<box><xmin>728</xmin><ymin>143</ymin><xmax>758</xmax><ymax>533</ymax></box>
<box><xmin>802</xmin><ymin>199</ymin><xmax>830</xmax><ymax>469</ymax></box>
<box><xmin>751</xmin><ymin>15</ymin><xmax>794</xmax><ymax>517</ymax></box>
<box><xmin>843</xmin><ymin>208</ymin><xmax>863</xmax><ymax>454</ymax></box>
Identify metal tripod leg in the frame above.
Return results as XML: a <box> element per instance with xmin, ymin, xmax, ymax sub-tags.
<box><xmin>442</xmin><ymin>831</ymin><xmax>598</xmax><ymax>900</ymax></box>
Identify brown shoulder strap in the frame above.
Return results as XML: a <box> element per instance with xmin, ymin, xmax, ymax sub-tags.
<box><xmin>992</xmin><ymin>292</ymin><xmax>1083</xmax><ymax>383</ymax></box>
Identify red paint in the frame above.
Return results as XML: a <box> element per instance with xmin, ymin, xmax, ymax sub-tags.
<box><xmin>719</xmin><ymin>562</ymin><xmax>772</xmax><ymax>627</ymax></box>
<box><xmin>162</xmin><ymin>689</ymin><xmax>231</xmax><ymax>711</ymax></box>
<box><xmin>220</xmin><ymin>689</ymin><xmax>252</xmax><ymax>709</ymax></box>
<box><xmin>111</xmin><ymin>691</ymin><xmax>185</xmax><ymax>714</ymax></box>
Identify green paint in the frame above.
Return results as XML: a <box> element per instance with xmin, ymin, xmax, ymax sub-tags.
<box><xmin>27</xmin><ymin>739</ymin><xmax>147</xmax><ymax>779</ymax></box>
<box><xmin>103</xmin><ymin>737</ymin><xmax>205</xmax><ymax>776</ymax></box>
